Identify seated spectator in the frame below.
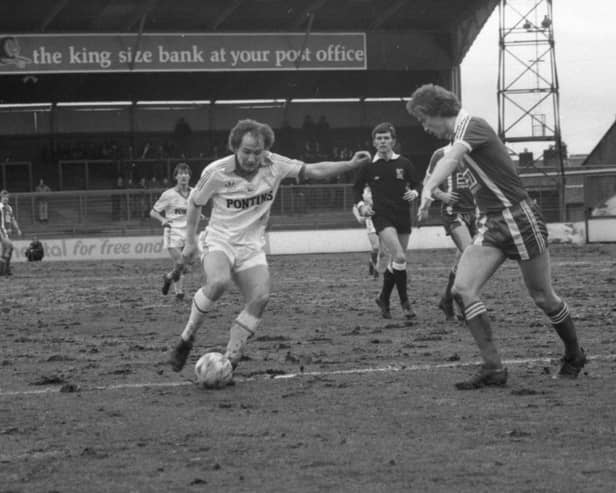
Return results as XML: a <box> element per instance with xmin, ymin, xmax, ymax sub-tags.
<box><xmin>302</xmin><ymin>114</ymin><xmax>317</xmax><ymax>144</ymax></box>
<box><xmin>26</xmin><ymin>236</ymin><xmax>44</xmax><ymax>262</ymax></box>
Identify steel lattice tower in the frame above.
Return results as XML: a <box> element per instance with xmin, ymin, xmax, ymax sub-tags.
<box><xmin>498</xmin><ymin>0</ymin><xmax>566</xmax><ymax>219</ymax></box>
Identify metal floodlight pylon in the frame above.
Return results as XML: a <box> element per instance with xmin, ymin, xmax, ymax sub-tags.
<box><xmin>497</xmin><ymin>0</ymin><xmax>567</xmax><ymax>220</ymax></box>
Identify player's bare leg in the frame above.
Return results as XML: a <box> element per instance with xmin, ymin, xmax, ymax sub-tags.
<box><xmin>167</xmin><ymin>246</ymin><xmax>187</xmax><ymax>300</ymax></box>
<box><xmin>0</xmin><ymin>237</ymin><xmax>12</xmax><ymax>277</ymax></box>
<box><xmin>452</xmin><ymin>244</ymin><xmax>508</xmax><ymax>389</ymax></box>
<box><xmin>162</xmin><ymin>246</ymin><xmax>183</xmax><ymax>296</ymax></box>
<box><xmin>367</xmin><ymin>232</ymin><xmax>380</xmax><ymax>278</ymax></box>
<box><xmin>518</xmin><ymin>250</ymin><xmax>586</xmax><ymax>378</ymax></box>
<box><xmin>440</xmin><ymin>224</ymin><xmax>473</xmax><ymax>320</ymax></box>
<box><xmin>224</xmin><ymin>264</ymin><xmax>270</xmax><ymax>369</ymax></box>
<box><xmin>168</xmin><ymin>251</ymin><xmax>231</xmax><ymax>372</ymax></box>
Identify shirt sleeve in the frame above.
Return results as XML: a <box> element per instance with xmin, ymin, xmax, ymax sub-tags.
<box><xmin>454</xmin><ymin>116</ymin><xmax>492</xmax><ymax>152</ymax></box>
<box><xmin>268</xmin><ymin>152</ymin><xmax>305</xmax><ymax>182</ymax></box>
<box><xmin>152</xmin><ymin>190</ymin><xmax>169</xmax><ymax>214</ymax></box>
<box><xmin>191</xmin><ymin>166</ymin><xmax>220</xmax><ymax>207</ymax></box>
<box><xmin>405</xmin><ymin>158</ymin><xmax>422</xmax><ymax>191</ymax></box>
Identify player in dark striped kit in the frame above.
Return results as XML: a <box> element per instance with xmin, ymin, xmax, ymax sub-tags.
<box><xmin>407</xmin><ymin>84</ymin><xmax>586</xmax><ymax>389</ymax></box>
<box><xmin>353</xmin><ymin>122</ymin><xmax>422</xmax><ymax>320</ymax></box>
<box><xmin>425</xmin><ymin>145</ymin><xmax>478</xmax><ymax>320</ymax></box>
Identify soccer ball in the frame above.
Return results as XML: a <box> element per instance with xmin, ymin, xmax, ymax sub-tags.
<box><xmin>194</xmin><ymin>352</ymin><xmax>233</xmax><ymax>388</ymax></box>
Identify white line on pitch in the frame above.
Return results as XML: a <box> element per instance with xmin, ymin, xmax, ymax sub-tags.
<box><xmin>1</xmin><ymin>354</ymin><xmax>613</xmax><ymax>398</ymax></box>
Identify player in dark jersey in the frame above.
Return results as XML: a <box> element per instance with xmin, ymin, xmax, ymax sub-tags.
<box><xmin>353</xmin><ymin>122</ymin><xmax>422</xmax><ymax>320</ymax></box>
<box><xmin>407</xmin><ymin>84</ymin><xmax>586</xmax><ymax>389</ymax></box>
<box><xmin>425</xmin><ymin>145</ymin><xmax>478</xmax><ymax>320</ymax></box>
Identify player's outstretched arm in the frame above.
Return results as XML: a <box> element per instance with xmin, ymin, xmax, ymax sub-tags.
<box><xmin>302</xmin><ymin>151</ymin><xmax>372</xmax><ymax>181</ymax></box>
<box><xmin>418</xmin><ymin>144</ymin><xmax>466</xmax><ymax>221</ymax></box>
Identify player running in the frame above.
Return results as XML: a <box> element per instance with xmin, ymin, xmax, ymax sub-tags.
<box><xmin>352</xmin><ymin>186</ymin><xmax>383</xmax><ymax>278</ymax></box>
<box><xmin>150</xmin><ymin>162</ymin><xmax>194</xmax><ymax>300</ymax></box>
<box><xmin>407</xmin><ymin>83</ymin><xmax>586</xmax><ymax>389</ymax></box>
<box><xmin>167</xmin><ymin>119</ymin><xmax>371</xmax><ymax>375</ymax></box>
<box><xmin>352</xmin><ymin>122</ymin><xmax>422</xmax><ymax>320</ymax></box>
<box><xmin>425</xmin><ymin>145</ymin><xmax>478</xmax><ymax>320</ymax></box>
<box><xmin>0</xmin><ymin>189</ymin><xmax>22</xmax><ymax>276</ymax></box>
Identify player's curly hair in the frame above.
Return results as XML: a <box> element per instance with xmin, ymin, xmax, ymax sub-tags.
<box><xmin>406</xmin><ymin>84</ymin><xmax>461</xmax><ymax>118</ymax></box>
<box><xmin>371</xmin><ymin>122</ymin><xmax>396</xmax><ymax>140</ymax></box>
<box><xmin>228</xmin><ymin>119</ymin><xmax>275</xmax><ymax>152</ymax></box>
<box><xmin>173</xmin><ymin>162</ymin><xmax>191</xmax><ymax>177</ymax></box>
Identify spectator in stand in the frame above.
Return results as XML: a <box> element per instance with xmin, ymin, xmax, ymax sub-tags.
<box><xmin>302</xmin><ymin>114</ymin><xmax>317</xmax><ymax>144</ymax></box>
<box><xmin>278</xmin><ymin>120</ymin><xmax>296</xmax><ymax>156</ymax></box>
<box><xmin>35</xmin><ymin>178</ymin><xmax>51</xmax><ymax>222</ymax></box>
<box><xmin>112</xmin><ymin>176</ymin><xmax>126</xmax><ymax>221</ymax></box>
<box><xmin>174</xmin><ymin>117</ymin><xmax>192</xmax><ymax>158</ymax></box>
<box><xmin>137</xmin><ymin>176</ymin><xmax>149</xmax><ymax>219</ymax></box>
<box><xmin>316</xmin><ymin>115</ymin><xmax>332</xmax><ymax>156</ymax></box>
<box><xmin>300</xmin><ymin>141</ymin><xmax>318</xmax><ymax>164</ymax></box>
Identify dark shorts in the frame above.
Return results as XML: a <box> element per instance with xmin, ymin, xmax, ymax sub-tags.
<box><xmin>442</xmin><ymin>210</ymin><xmax>478</xmax><ymax>237</ymax></box>
<box><xmin>473</xmin><ymin>199</ymin><xmax>548</xmax><ymax>261</ymax></box>
<box><xmin>372</xmin><ymin>213</ymin><xmax>411</xmax><ymax>235</ymax></box>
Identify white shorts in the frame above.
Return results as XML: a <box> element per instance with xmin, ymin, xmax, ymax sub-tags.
<box><xmin>163</xmin><ymin>227</ymin><xmax>187</xmax><ymax>249</ymax></box>
<box><xmin>199</xmin><ymin>230</ymin><xmax>267</xmax><ymax>273</ymax></box>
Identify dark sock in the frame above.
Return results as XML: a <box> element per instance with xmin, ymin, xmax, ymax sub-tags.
<box><xmin>380</xmin><ymin>268</ymin><xmax>395</xmax><ymax>304</ymax></box>
<box><xmin>393</xmin><ymin>268</ymin><xmax>408</xmax><ymax>303</ymax></box>
<box><xmin>444</xmin><ymin>270</ymin><xmax>456</xmax><ymax>301</ymax></box>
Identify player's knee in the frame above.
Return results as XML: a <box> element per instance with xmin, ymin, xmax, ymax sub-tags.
<box><xmin>204</xmin><ymin>276</ymin><xmax>230</xmax><ymax>298</ymax></box>
<box><xmin>452</xmin><ymin>279</ymin><xmax>474</xmax><ymax>302</ymax></box>
<box><xmin>528</xmin><ymin>288</ymin><xmax>554</xmax><ymax>311</ymax></box>
<box><xmin>392</xmin><ymin>253</ymin><xmax>406</xmax><ymax>267</ymax></box>
<box><xmin>249</xmin><ymin>291</ymin><xmax>270</xmax><ymax>312</ymax></box>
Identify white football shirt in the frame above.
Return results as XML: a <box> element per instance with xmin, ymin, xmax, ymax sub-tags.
<box><xmin>152</xmin><ymin>187</ymin><xmax>192</xmax><ymax>229</ymax></box>
<box><xmin>191</xmin><ymin>152</ymin><xmax>304</xmax><ymax>247</ymax></box>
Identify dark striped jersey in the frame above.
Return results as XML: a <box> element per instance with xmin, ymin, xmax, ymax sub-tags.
<box><xmin>453</xmin><ymin>110</ymin><xmax>529</xmax><ymax>213</ymax></box>
<box><xmin>427</xmin><ymin>146</ymin><xmax>476</xmax><ymax>215</ymax></box>
<box><xmin>352</xmin><ymin>153</ymin><xmax>421</xmax><ymax>219</ymax></box>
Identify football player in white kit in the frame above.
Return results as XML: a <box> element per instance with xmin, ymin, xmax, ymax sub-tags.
<box><xmin>150</xmin><ymin>162</ymin><xmax>193</xmax><ymax>300</ymax></box>
<box><xmin>352</xmin><ymin>186</ymin><xmax>383</xmax><ymax>278</ymax></box>
<box><xmin>168</xmin><ymin>119</ymin><xmax>371</xmax><ymax>375</ymax></box>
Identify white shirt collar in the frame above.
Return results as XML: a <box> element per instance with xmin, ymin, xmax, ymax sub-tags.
<box><xmin>372</xmin><ymin>151</ymin><xmax>400</xmax><ymax>163</ymax></box>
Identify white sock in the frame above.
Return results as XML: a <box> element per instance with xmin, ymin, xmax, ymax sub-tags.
<box><xmin>174</xmin><ymin>275</ymin><xmax>184</xmax><ymax>294</ymax></box>
<box><xmin>225</xmin><ymin>310</ymin><xmax>260</xmax><ymax>364</ymax></box>
<box><xmin>180</xmin><ymin>288</ymin><xmax>214</xmax><ymax>341</ymax></box>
